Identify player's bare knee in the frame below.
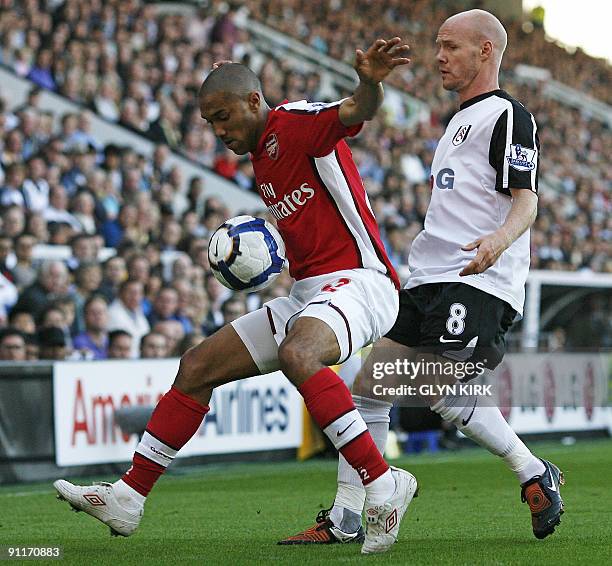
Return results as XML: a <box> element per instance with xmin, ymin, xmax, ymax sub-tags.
<box><xmin>278</xmin><ymin>338</ymin><xmax>313</xmax><ymax>380</ymax></box>
<box><xmin>174</xmin><ymin>345</ymin><xmax>215</xmax><ymax>393</ymax></box>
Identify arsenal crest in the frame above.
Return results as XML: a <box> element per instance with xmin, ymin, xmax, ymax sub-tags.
<box><xmin>451</xmin><ymin>124</ymin><xmax>472</xmax><ymax>146</ymax></box>
<box><xmin>265</xmin><ymin>133</ymin><xmax>279</xmax><ymax>160</ymax></box>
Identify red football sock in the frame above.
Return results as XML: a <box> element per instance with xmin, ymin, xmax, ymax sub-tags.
<box><xmin>299</xmin><ymin>368</ymin><xmax>388</xmax><ymax>485</ymax></box>
<box><xmin>122</xmin><ymin>386</ymin><xmax>209</xmax><ymax>496</ymax></box>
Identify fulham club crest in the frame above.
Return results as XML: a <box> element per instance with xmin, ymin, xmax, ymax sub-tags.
<box><xmin>452</xmin><ymin>124</ymin><xmax>472</xmax><ymax>146</ymax></box>
<box><xmin>265</xmin><ymin>133</ymin><xmax>279</xmax><ymax>160</ymax></box>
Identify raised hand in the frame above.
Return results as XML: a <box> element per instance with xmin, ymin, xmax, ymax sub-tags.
<box><xmin>354</xmin><ymin>37</ymin><xmax>410</xmax><ymax>84</ymax></box>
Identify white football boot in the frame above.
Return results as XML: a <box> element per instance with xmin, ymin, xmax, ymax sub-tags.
<box><xmin>361</xmin><ymin>467</ymin><xmax>418</xmax><ymax>554</ymax></box>
<box><xmin>54</xmin><ymin>480</ymin><xmax>143</xmax><ymax>537</ymax></box>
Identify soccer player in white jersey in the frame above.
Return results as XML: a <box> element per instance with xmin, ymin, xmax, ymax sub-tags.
<box><xmin>53</xmin><ymin>38</ymin><xmax>418</xmax><ymax>555</ymax></box>
<box><xmin>281</xmin><ymin>9</ymin><xmax>564</xmax><ymax>545</ymax></box>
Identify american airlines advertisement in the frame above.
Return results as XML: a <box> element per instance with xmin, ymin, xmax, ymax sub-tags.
<box><xmin>53</xmin><ymin>360</ymin><xmax>303</xmax><ymax>467</ymax></box>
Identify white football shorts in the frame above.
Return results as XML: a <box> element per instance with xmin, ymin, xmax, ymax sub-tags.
<box><xmin>232</xmin><ymin>269</ymin><xmax>399</xmax><ymax>374</ymax></box>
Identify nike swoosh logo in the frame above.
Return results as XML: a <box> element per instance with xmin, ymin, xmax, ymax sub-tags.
<box><xmin>443</xmin><ymin>336</ymin><xmax>479</xmax><ymax>362</ymax></box>
<box><xmin>439</xmin><ymin>336</ymin><xmax>462</xmax><ymax>343</ymax></box>
<box><xmin>461</xmin><ymin>397</ymin><xmax>478</xmax><ymax>426</ymax></box>
<box><xmin>548</xmin><ymin>467</ymin><xmax>557</xmax><ymax>492</ymax></box>
<box><xmin>337</xmin><ymin>421</ymin><xmax>356</xmax><ymax>437</ymax></box>
<box><xmin>214</xmin><ymin>238</ymin><xmax>219</xmax><ymax>258</ymax></box>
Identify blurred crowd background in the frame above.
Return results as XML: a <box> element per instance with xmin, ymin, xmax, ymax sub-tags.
<box><xmin>0</xmin><ymin>0</ymin><xmax>609</xmax><ymax>361</ymax></box>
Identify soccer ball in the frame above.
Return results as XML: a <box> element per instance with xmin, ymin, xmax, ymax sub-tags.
<box><xmin>208</xmin><ymin>215</ymin><xmax>286</xmax><ymax>292</ymax></box>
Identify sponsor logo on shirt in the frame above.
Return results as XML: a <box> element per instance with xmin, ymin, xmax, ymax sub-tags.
<box><xmin>435</xmin><ymin>167</ymin><xmax>455</xmax><ymax>190</ymax></box>
<box><xmin>261</xmin><ymin>182</ymin><xmax>316</xmax><ymax>220</ymax></box>
<box><xmin>451</xmin><ymin>124</ymin><xmax>472</xmax><ymax>146</ymax></box>
<box><xmin>260</xmin><ymin>182</ymin><xmax>276</xmax><ymax>199</ymax></box>
<box><xmin>265</xmin><ymin>133</ymin><xmax>279</xmax><ymax>160</ymax></box>
<box><xmin>507</xmin><ymin>143</ymin><xmax>536</xmax><ymax>171</ymax></box>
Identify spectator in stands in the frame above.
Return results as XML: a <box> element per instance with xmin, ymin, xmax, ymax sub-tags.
<box><xmin>37</xmin><ymin>326</ymin><xmax>68</xmax><ymax>360</ymax></box>
<box><xmin>148</xmin><ymin>286</ymin><xmax>193</xmax><ymax>334</ymax></box>
<box><xmin>13</xmin><ymin>87</ymin><xmax>43</xmax><ymax>115</ymax></box>
<box><xmin>185</xmin><ymin>176</ymin><xmax>206</xmax><ymax>216</ymax></box>
<box><xmin>70</xmin><ymin>190</ymin><xmax>98</xmax><ymax>235</ymax></box>
<box><xmin>107</xmin><ymin>279</ymin><xmax>150</xmax><ymax>358</ymax></box>
<box><xmin>107</xmin><ymin>329</ymin><xmax>133</xmax><ymax>360</ymax></box>
<box><xmin>220</xmin><ymin>295</ymin><xmax>247</xmax><ymax>326</ymax></box>
<box><xmin>18</xmin><ymin>109</ymin><xmax>43</xmax><ymax>160</ymax></box>
<box><xmin>159</xmin><ymin>219</ymin><xmax>182</xmax><ymax>252</ymax></box>
<box><xmin>72</xmin><ymin>261</ymin><xmax>103</xmax><ymax>332</ymax></box>
<box><xmin>147</xmin><ymin>99</ymin><xmax>181</xmax><ymax>149</ymax></box>
<box><xmin>139</xmin><ymin>331</ymin><xmax>168</xmax><ymax>359</ymax></box>
<box><xmin>24</xmin><ymin>333</ymin><xmax>39</xmax><ymax>361</ymax></box>
<box><xmin>26</xmin><ymin>48</ymin><xmax>56</xmax><ymax>91</ymax></box>
<box><xmin>94</xmin><ymin>82</ymin><xmax>121</xmax><ymax>122</ymax></box>
<box><xmin>73</xmin><ymin>295</ymin><xmax>109</xmax><ymax>360</ymax></box>
<box><xmin>1</xmin><ymin>129</ymin><xmax>25</xmax><ymax>167</ymax></box>
<box><xmin>43</xmin><ymin>185</ymin><xmax>82</xmax><ymax>232</ymax></box>
<box><xmin>25</xmin><ymin>212</ymin><xmax>48</xmax><ymax>243</ymax></box>
<box><xmin>22</xmin><ymin>155</ymin><xmax>50</xmax><ymax>213</ymax></box>
<box><xmin>204</xmin><ymin>272</ymin><xmax>231</xmax><ymax>329</ymax></box>
<box><xmin>0</xmin><ymin>236</ymin><xmax>14</xmax><ymax>283</ymax></box>
<box><xmin>66</xmin><ymin>233</ymin><xmax>97</xmax><ymax>271</ymax></box>
<box><xmin>0</xmin><ymin>328</ymin><xmax>27</xmax><ymax>361</ymax></box>
<box><xmin>12</xmin><ymin>233</ymin><xmax>38</xmax><ymax>290</ymax></box>
<box><xmin>2</xmin><ymin>205</ymin><xmax>26</xmax><ymax>239</ymax></box>
<box><xmin>185</xmin><ymin>286</ymin><xmax>212</xmax><ymax>335</ymax></box>
<box><xmin>8</xmin><ymin>309</ymin><xmax>36</xmax><ymax>335</ymax></box>
<box><xmin>38</xmin><ymin>303</ymin><xmax>66</xmax><ymax>330</ymax></box>
<box><xmin>152</xmin><ymin>320</ymin><xmax>184</xmax><ymax>357</ymax></box>
<box><xmin>101</xmin><ymin>203</ymin><xmax>141</xmax><ymax>247</ymax></box>
<box><xmin>0</xmin><ymin>163</ymin><xmax>27</xmax><ymax>208</ymax></box>
<box><xmin>98</xmin><ymin>255</ymin><xmax>127</xmax><ymax>302</ymax></box>
<box><xmin>14</xmin><ymin>259</ymin><xmax>69</xmax><ymax>320</ymax></box>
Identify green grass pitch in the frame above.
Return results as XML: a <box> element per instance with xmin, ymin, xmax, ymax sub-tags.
<box><xmin>1</xmin><ymin>439</ymin><xmax>611</xmax><ymax>565</ymax></box>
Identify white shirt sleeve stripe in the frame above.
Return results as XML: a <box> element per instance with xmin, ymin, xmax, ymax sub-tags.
<box><xmin>502</xmin><ymin>102</ymin><xmax>513</xmax><ymax>189</ymax></box>
<box><xmin>530</xmin><ymin>113</ymin><xmax>538</xmax><ymax>190</ymax></box>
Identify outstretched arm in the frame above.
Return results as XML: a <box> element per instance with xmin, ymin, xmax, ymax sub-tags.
<box><xmin>339</xmin><ymin>37</ymin><xmax>410</xmax><ymax>126</ymax></box>
<box><xmin>460</xmin><ymin>188</ymin><xmax>538</xmax><ymax>276</ymax></box>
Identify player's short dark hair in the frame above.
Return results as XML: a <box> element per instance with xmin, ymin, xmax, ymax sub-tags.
<box><xmin>198</xmin><ymin>63</ymin><xmax>262</xmax><ymax>101</ymax></box>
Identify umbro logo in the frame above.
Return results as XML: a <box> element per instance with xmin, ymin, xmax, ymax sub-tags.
<box><xmin>83</xmin><ymin>494</ymin><xmax>106</xmax><ymax>506</ymax></box>
<box><xmin>385</xmin><ymin>509</ymin><xmax>398</xmax><ymax>533</ymax></box>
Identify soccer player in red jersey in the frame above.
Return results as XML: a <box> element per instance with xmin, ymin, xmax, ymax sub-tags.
<box><xmin>55</xmin><ymin>37</ymin><xmax>417</xmax><ymax>554</ymax></box>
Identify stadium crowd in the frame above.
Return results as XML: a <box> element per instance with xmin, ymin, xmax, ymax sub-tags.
<box><xmin>0</xmin><ymin>0</ymin><xmax>609</xmax><ymax>360</ymax></box>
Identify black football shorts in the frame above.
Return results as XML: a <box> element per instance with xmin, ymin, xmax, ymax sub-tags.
<box><xmin>385</xmin><ymin>282</ymin><xmax>517</xmax><ymax>371</ymax></box>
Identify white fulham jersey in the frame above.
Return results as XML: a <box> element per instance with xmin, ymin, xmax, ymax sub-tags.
<box><xmin>407</xmin><ymin>90</ymin><xmax>539</xmax><ymax>314</ymax></box>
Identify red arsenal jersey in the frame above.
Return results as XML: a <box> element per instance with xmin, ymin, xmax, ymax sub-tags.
<box><xmin>250</xmin><ymin>100</ymin><xmax>399</xmax><ymax>288</ymax></box>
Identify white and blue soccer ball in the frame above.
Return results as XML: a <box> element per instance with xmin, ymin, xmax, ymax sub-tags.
<box><xmin>208</xmin><ymin>215</ymin><xmax>286</xmax><ymax>292</ymax></box>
